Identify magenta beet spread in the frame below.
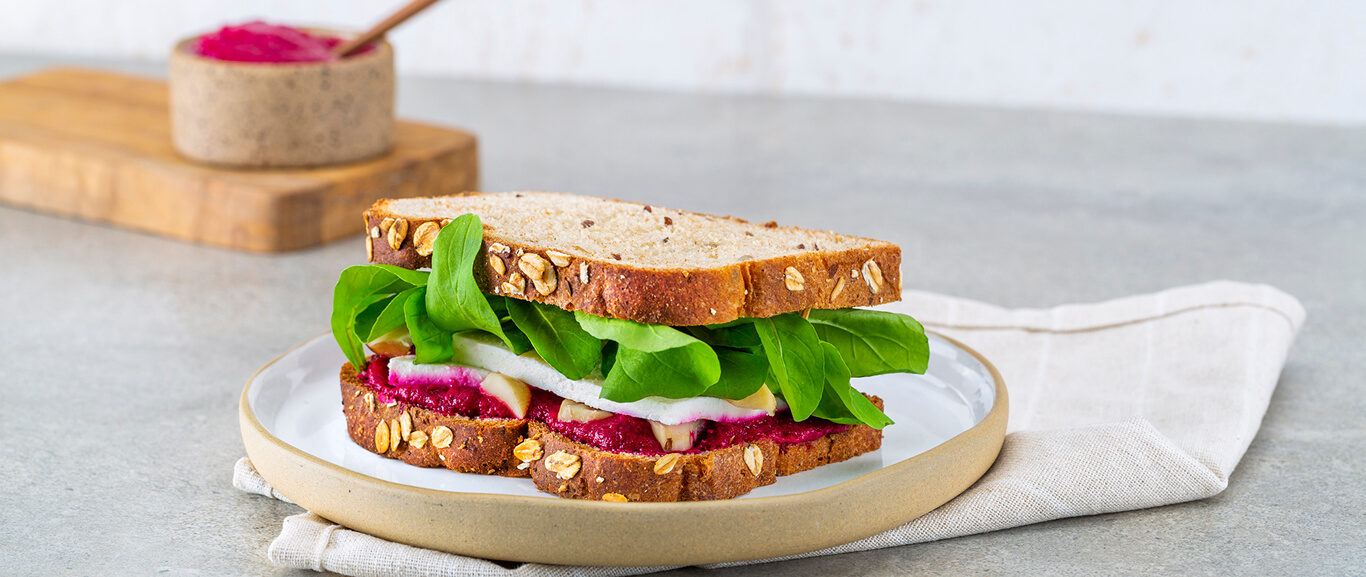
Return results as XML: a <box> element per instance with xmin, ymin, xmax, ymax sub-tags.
<box><xmin>363</xmin><ymin>356</ymin><xmax>514</xmax><ymax>418</ymax></box>
<box><xmin>359</xmin><ymin>357</ymin><xmax>849</xmax><ymax>455</ymax></box>
<box><xmin>193</xmin><ymin>21</ymin><xmax>373</xmax><ymax>63</ymax></box>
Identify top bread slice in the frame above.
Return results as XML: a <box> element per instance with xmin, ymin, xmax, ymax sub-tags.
<box><xmin>363</xmin><ymin>192</ymin><xmax>900</xmax><ymax>326</ymax></box>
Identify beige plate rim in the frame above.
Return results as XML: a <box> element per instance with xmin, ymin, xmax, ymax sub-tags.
<box><xmin>240</xmin><ymin>331</ymin><xmax>1009</xmax><ymax>566</ymax></box>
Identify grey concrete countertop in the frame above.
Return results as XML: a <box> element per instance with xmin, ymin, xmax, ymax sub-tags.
<box><xmin>1</xmin><ymin>54</ymin><xmax>1361</xmax><ymax>576</ymax></box>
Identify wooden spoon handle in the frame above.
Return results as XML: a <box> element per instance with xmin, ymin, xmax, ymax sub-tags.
<box><xmin>333</xmin><ymin>0</ymin><xmax>443</xmax><ymax>58</ymax></box>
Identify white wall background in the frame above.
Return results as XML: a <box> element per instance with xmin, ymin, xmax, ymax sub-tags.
<box><xmin>1</xmin><ymin>0</ymin><xmax>1362</xmax><ymax>125</ymax></box>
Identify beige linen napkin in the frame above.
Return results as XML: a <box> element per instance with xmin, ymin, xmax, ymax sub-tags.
<box><xmin>233</xmin><ymin>280</ymin><xmax>1304</xmax><ymax>576</ymax></box>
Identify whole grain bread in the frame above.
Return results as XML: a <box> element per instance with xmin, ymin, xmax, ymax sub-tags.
<box><xmin>363</xmin><ymin>192</ymin><xmax>901</xmax><ymax>325</ymax></box>
<box><xmin>341</xmin><ymin>362</ymin><xmax>883</xmax><ymax>502</ymax></box>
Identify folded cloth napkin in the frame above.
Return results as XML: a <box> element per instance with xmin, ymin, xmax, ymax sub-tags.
<box><xmin>233</xmin><ymin>280</ymin><xmax>1305</xmax><ymax>576</ymax></box>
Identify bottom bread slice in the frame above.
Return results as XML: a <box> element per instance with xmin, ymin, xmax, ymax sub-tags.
<box><xmin>340</xmin><ymin>362</ymin><xmax>883</xmax><ymax>501</ymax></box>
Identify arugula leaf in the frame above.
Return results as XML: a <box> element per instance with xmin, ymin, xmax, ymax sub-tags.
<box><xmin>575</xmin><ymin>312</ymin><xmax>699</xmax><ymax>352</ymax></box>
<box><xmin>404</xmin><ymin>287</ymin><xmax>455</xmax><ymax>364</ymax></box>
<box><xmin>331</xmin><ymin>265</ymin><xmax>430</xmax><ymax>370</ymax></box>
<box><xmin>808</xmin><ymin>308</ymin><xmax>929</xmax><ymax>376</ymax></box>
<box><xmin>703</xmin><ymin>348</ymin><xmax>769</xmax><ymax>400</ymax></box>
<box><xmin>507</xmin><ymin>299</ymin><xmax>602</xmax><ymax>380</ymax></box>
<box><xmin>753</xmin><ymin>313</ymin><xmax>826</xmax><ymax>421</ymax></box>
<box><xmin>812</xmin><ymin>342</ymin><xmax>893</xmax><ymax>428</ymax></box>
<box><xmin>601</xmin><ymin>345</ymin><xmax>721</xmax><ymax>402</ymax></box>
<box><xmin>425</xmin><ymin>214</ymin><xmax>510</xmax><ymax>345</ymax></box>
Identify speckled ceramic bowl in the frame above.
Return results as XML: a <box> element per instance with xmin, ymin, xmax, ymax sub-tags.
<box><xmin>169</xmin><ymin>30</ymin><xmax>394</xmax><ymax>168</ymax></box>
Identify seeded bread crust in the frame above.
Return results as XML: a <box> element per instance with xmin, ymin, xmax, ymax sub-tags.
<box><xmin>340</xmin><ymin>363</ymin><xmax>884</xmax><ymax>501</ymax></box>
<box><xmin>342</xmin><ymin>363</ymin><xmax>529</xmax><ymax>477</ymax></box>
<box><xmin>361</xmin><ymin>192</ymin><xmax>901</xmax><ymax>326</ymax></box>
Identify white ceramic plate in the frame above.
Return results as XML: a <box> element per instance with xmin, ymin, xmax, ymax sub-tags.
<box><xmin>248</xmin><ymin>332</ymin><xmax>997</xmax><ymax>499</ymax></box>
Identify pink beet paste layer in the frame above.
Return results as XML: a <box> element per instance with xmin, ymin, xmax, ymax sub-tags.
<box><xmin>193</xmin><ymin>20</ymin><xmax>373</xmax><ymax>63</ymax></box>
<box><xmin>360</xmin><ymin>356</ymin><xmax>848</xmax><ymax>455</ymax></box>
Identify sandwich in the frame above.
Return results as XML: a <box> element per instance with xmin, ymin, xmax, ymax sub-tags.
<box><xmin>330</xmin><ymin>192</ymin><xmax>929</xmax><ymax>501</ymax></box>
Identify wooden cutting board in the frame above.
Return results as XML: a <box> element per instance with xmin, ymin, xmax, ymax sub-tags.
<box><xmin>0</xmin><ymin>68</ymin><xmax>478</xmax><ymax>252</ymax></box>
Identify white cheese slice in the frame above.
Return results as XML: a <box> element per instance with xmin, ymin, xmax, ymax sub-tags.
<box><xmin>387</xmin><ymin>357</ymin><xmax>487</xmax><ymax>387</ymax></box>
<box><xmin>398</xmin><ymin>332</ymin><xmax>772</xmax><ymax>426</ymax></box>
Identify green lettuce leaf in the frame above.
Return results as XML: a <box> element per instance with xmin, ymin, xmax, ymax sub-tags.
<box><xmin>487</xmin><ymin>295</ymin><xmax>534</xmax><ymax>354</ymax></box>
<box><xmin>352</xmin><ymin>294</ymin><xmax>394</xmax><ymax>345</ymax></box>
<box><xmin>425</xmin><ymin>214</ymin><xmax>510</xmax><ymax>346</ymax></box>
<box><xmin>362</xmin><ymin>287</ymin><xmax>418</xmax><ymax>342</ymax></box>
<box><xmin>576</xmin><ymin>312</ymin><xmax>700</xmax><ymax>351</ymax></box>
<box><xmin>600</xmin><ymin>341</ymin><xmax>619</xmax><ymax>376</ymax></box>
<box><xmin>506</xmin><ymin>299</ymin><xmax>602</xmax><ymax>380</ymax></box>
<box><xmin>686</xmin><ymin>322</ymin><xmax>761</xmax><ymax>349</ymax></box>
<box><xmin>808</xmin><ymin>308</ymin><xmax>929</xmax><ymax>376</ymax></box>
<box><xmin>752</xmin><ymin>313</ymin><xmax>826</xmax><ymax>421</ymax></box>
<box><xmin>404</xmin><ymin>287</ymin><xmax>454</xmax><ymax>364</ymax></box>
<box><xmin>702</xmin><ymin>348</ymin><xmax>770</xmax><ymax>400</ymax></box>
<box><xmin>600</xmin><ymin>345</ymin><xmax>721</xmax><ymax>402</ymax></box>
<box><xmin>577</xmin><ymin>311</ymin><xmax>725</xmax><ymax>401</ymax></box>
<box><xmin>811</xmin><ymin>342</ymin><xmax>893</xmax><ymax>428</ymax></box>
<box><xmin>330</xmin><ymin>264</ymin><xmax>430</xmax><ymax>370</ymax></box>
